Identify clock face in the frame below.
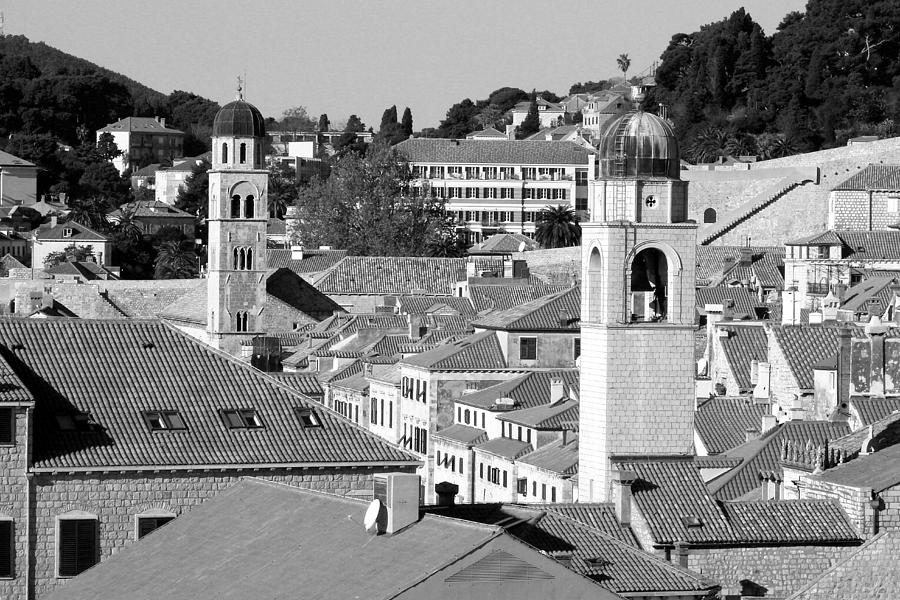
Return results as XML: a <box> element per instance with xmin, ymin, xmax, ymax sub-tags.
<box><xmin>644</xmin><ymin>195</ymin><xmax>657</xmax><ymax>208</ymax></box>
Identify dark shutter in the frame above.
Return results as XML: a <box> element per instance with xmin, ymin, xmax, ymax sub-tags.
<box><xmin>0</xmin><ymin>409</ymin><xmax>12</xmax><ymax>444</ymax></box>
<box><xmin>59</xmin><ymin>519</ymin><xmax>97</xmax><ymax>577</ymax></box>
<box><xmin>138</xmin><ymin>517</ymin><xmax>173</xmax><ymax>539</ymax></box>
<box><xmin>0</xmin><ymin>521</ymin><xmax>12</xmax><ymax>578</ymax></box>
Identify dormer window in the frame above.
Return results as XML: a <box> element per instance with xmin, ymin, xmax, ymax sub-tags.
<box><xmin>62</xmin><ymin>228</ymin><xmax>73</xmax><ymax>238</ymax></box>
<box><xmin>220</xmin><ymin>408</ymin><xmax>263</xmax><ymax>429</ymax></box>
<box><xmin>142</xmin><ymin>410</ymin><xmax>187</xmax><ymax>431</ymax></box>
<box><xmin>294</xmin><ymin>407</ymin><xmax>321</xmax><ymax>428</ymax></box>
<box><xmin>55</xmin><ymin>413</ymin><xmax>97</xmax><ymax>432</ymax></box>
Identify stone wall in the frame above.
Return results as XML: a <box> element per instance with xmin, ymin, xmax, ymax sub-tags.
<box><xmin>512</xmin><ymin>246</ymin><xmax>581</xmax><ymax>283</ymax></box>
<box><xmin>0</xmin><ymin>407</ymin><xmax>31</xmax><ymax>600</ymax></box>
<box><xmin>30</xmin><ymin>467</ymin><xmax>410</xmax><ymax>599</ymax></box>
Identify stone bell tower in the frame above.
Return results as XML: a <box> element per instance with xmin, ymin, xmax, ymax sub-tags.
<box><xmin>206</xmin><ymin>83</ymin><xmax>269</xmax><ymax>355</ymax></box>
<box><xmin>578</xmin><ymin>103</ymin><xmax>696</xmax><ymax>502</ymax></box>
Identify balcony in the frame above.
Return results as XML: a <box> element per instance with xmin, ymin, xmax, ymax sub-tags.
<box><xmin>807</xmin><ymin>282</ymin><xmax>831</xmax><ymax>295</ymax></box>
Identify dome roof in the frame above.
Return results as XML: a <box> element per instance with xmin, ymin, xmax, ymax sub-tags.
<box><xmin>597</xmin><ymin>111</ymin><xmax>679</xmax><ymax>179</ymax></box>
<box><xmin>212</xmin><ymin>100</ymin><xmax>266</xmax><ymax>138</ymax></box>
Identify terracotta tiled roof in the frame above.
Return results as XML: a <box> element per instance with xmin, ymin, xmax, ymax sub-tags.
<box><xmin>517</xmin><ymin>438</ymin><xmax>578</xmax><ymax>475</ymax></box>
<box><xmin>709</xmin><ymin>421</ymin><xmax>851</xmax><ymax>500</ymax></box>
<box><xmin>808</xmin><ymin>442</ymin><xmax>900</xmax><ymax>492</ymax></box>
<box><xmin>465</xmin><ymin>127</ymin><xmax>506</xmax><ymax>139</ymax></box>
<box><xmin>396</xmin><ymin>138</ymin><xmax>592</xmax><ymax>166</ymax></box>
<box><xmin>496</xmin><ymin>398</ymin><xmax>578</xmax><ymax>429</ymax></box>
<box><xmin>717</xmin><ymin>325</ymin><xmax>768</xmax><ymax>391</ymax></box>
<box><xmin>472</xmin><ymin>286</ymin><xmax>580</xmax><ymax>331</ymax></box>
<box><xmin>832</xmin><ymin>164</ymin><xmax>900</xmax><ymax>191</ymax></box>
<box><xmin>0</xmin><ymin>149</ymin><xmax>35</xmax><ymax>167</ymax></box>
<box><xmin>396</xmin><ymin>295</ymin><xmax>475</xmax><ymax>316</ymax></box>
<box><xmin>0</xmin><ymin>319</ymin><xmax>415</xmax><ymax>470</ymax></box>
<box><xmin>722</xmin><ymin>500</ymin><xmax>858</xmax><ymax>543</ymax></box>
<box><xmin>849</xmin><ymin>396</ymin><xmax>900</xmax><ymax>427</ymax></box>
<box><xmin>537</xmin><ymin>504</ymin><xmax>638</xmax><ymax>547</ymax></box>
<box><xmin>35</xmin><ymin>220</ymin><xmax>108</xmax><ymax>242</ymax></box>
<box><xmin>265</xmin><ymin>249</ymin><xmax>347</xmax><ymax>274</ymax></box>
<box><xmin>469</xmin><ymin>283</ymin><xmax>571</xmax><ymax>312</ymax></box>
<box><xmin>475</xmin><ymin>437</ymin><xmax>533</xmax><ymax>460</ymax></box>
<box><xmin>107</xmin><ymin>200</ymin><xmax>193</xmax><ymax>220</ymax></box>
<box><xmin>401</xmin><ymin>330</ymin><xmax>507</xmax><ymax>370</ymax></box>
<box><xmin>265</xmin><ymin>373</ymin><xmax>323</xmax><ymax>397</ymax></box>
<box><xmin>771</xmin><ymin>324</ymin><xmax>861</xmax><ymax>390</ymax></box>
<box><xmin>839</xmin><ymin>276</ymin><xmax>897</xmax><ymax>314</ymax></box>
<box><xmin>508</xmin><ymin>512</ymin><xmax>718</xmax><ymax>595</ymax></box>
<box><xmin>695</xmin><ymin>246</ymin><xmax>784</xmax><ymax>288</ymax></box>
<box><xmin>456</xmin><ymin>370</ymin><xmax>580</xmax><ymax>410</ymax></box>
<box><xmin>695</xmin><ymin>287</ymin><xmax>764</xmax><ymax>318</ymax></box>
<box><xmin>834</xmin><ymin>231</ymin><xmax>900</xmax><ymax>260</ymax></box>
<box><xmin>695</xmin><ymin>397</ymin><xmax>769</xmax><ymax>454</ymax></box>
<box><xmin>788</xmin><ymin>530</ymin><xmax>900</xmax><ymax>600</ymax></box>
<box><xmin>98</xmin><ymin>116</ymin><xmax>183</xmax><ymax>135</ymax></box>
<box><xmin>105</xmin><ymin>283</ymin><xmax>200</xmax><ymax>318</ymax></box>
<box><xmin>434</xmin><ymin>424</ymin><xmax>489</xmax><ymax>446</ymax></box>
<box><xmin>0</xmin><ymin>254</ymin><xmax>26</xmax><ymax>270</ymax></box>
<box><xmin>471</xmin><ymin>233</ymin><xmax>539</xmax><ymax>253</ymax></box>
<box><xmin>315</xmin><ymin>256</ymin><xmax>465</xmax><ymax>295</ymax></box>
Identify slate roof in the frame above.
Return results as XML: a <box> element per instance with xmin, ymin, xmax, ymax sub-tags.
<box><xmin>808</xmin><ymin>442</ymin><xmax>900</xmax><ymax>492</ymax></box>
<box><xmin>315</xmin><ymin>256</ymin><xmax>465</xmax><ymax>295</ymax></box>
<box><xmin>265</xmin><ymin>248</ymin><xmax>347</xmax><ymax>274</ymax></box>
<box><xmin>456</xmin><ymin>370</ymin><xmax>580</xmax><ymax>411</ymax></box>
<box><xmin>434</xmin><ymin>424</ymin><xmax>489</xmax><ymax>446</ymax></box>
<box><xmin>496</xmin><ymin>398</ymin><xmax>578</xmax><ymax>430</ymax></box>
<box><xmin>832</xmin><ymin>164</ymin><xmax>900</xmax><ymax>191</ymax></box>
<box><xmin>469</xmin><ymin>283</ymin><xmax>572</xmax><ymax>312</ymax></box>
<box><xmin>517</xmin><ymin>437</ymin><xmax>578</xmax><ymax>475</ymax></box>
<box><xmin>98</xmin><ymin>116</ymin><xmax>184</xmax><ymax>135</ymax></box>
<box><xmin>694</xmin><ymin>397</ymin><xmax>769</xmax><ymax>454</ymax></box>
<box><xmin>787</xmin><ymin>530</ymin><xmax>900</xmax><ymax>600</ymax></box>
<box><xmin>35</xmin><ymin>220</ymin><xmax>108</xmax><ymax>242</ymax></box>
<box><xmin>473</xmin><ymin>285</ymin><xmax>580</xmax><ymax>331</ymax></box>
<box><xmin>475</xmin><ymin>437</ymin><xmax>533</xmax><ymax>460</ymax></box>
<box><xmin>396</xmin><ymin>138</ymin><xmax>592</xmax><ymax>166</ymax></box>
<box><xmin>0</xmin><ymin>318</ymin><xmax>416</xmax><ymax>470</ymax></box>
<box><xmin>717</xmin><ymin>325</ymin><xmax>768</xmax><ymax>391</ymax></box>
<box><xmin>401</xmin><ymin>330</ymin><xmax>507</xmax><ymax>370</ymax></box>
<box><xmin>849</xmin><ymin>396</ymin><xmax>900</xmax><ymax>426</ymax></box>
<box><xmin>43</xmin><ymin>478</ymin><xmax>530</xmax><ymax>600</ymax></box>
<box><xmin>709</xmin><ymin>420</ymin><xmax>851</xmax><ymax>501</ymax></box>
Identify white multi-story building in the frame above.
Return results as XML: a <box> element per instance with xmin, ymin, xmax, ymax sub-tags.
<box><xmin>97</xmin><ymin>116</ymin><xmax>184</xmax><ymax>174</ymax></box>
<box><xmin>396</xmin><ymin>138</ymin><xmax>595</xmax><ymax>242</ymax></box>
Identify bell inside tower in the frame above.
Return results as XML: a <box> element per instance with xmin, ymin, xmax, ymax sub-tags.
<box><xmin>630</xmin><ymin>248</ymin><xmax>668</xmax><ymax>322</ymax></box>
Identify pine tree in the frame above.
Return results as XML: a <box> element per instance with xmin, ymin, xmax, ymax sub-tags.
<box><xmin>400</xmin><ymin>107</ymin><xmax>413</xmax><ymax>136</ymax></box>
<box><xmin>317</xmin><ymin>113</ymin><xmax>330</xmax><ymax>132</ymax></box>
<box><xmin>379</xmin><ymin>105</ymin><xmax>398</xmax><ymax>132</ymax></box>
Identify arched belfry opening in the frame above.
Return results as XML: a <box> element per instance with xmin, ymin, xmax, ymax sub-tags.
<box><xmin>588</xmin><ymin>247</ymin><xmax>602</xmax><ymax>322</ymax></box>
<box><xmin>630</xmin><ymin>247</ymin><xmax>668</xmax><ymax>322</ymax></box>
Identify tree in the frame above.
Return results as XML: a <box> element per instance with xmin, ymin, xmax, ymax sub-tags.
<box><xmin>569</xmin><ymin>80</ymin><xmax>609</xmax><ymax>94</ymax></box>
<box><xmin>380</xmin><ymin>105</ymin><xmax>398</xmax><ymax>132</ymax></box>
<box><xmin>78</xmin><ymin>161</ymin><xmax>129</xmax><ymax>202</ymax></box>
<box><xmin>400</xmin><ymin>107</ymin><xmax>413</xmax><ymax>136</ymax></box>
<box><xmin>279</xmin><ymin>106</ymin><xmax>315</xmax><ymax>133</ymax></box>
<box><xmin>67</xmin><ymin>196</ymin><xmax>110</xmax><ymax>230</ymax></box>
<box><xmin>617</xmin><ymin>53</ymin><xmax>631</xmax><ymax>81</ymax></box>
<box><xmin>154</xmin><ymin>240</ymin><xmax>199</xmax><ymax>279</ymax></box>
<box><xmin>174</xmin><ymin>159</ymin><xmax>210</xmax><ymax>242</ymax></box>
<box><xmin>95</xmin><ymin>132</ymin><xmax>122</xmax><ymax>161</ymax></box>
<box><xmin>437</xmin><ymin>99</ymin><xmax>479</xmax><ymax>138</ymax></box>
<box><xmin>317</xmin><ymin>113</ymin><xmax>330</xmax><ymax>132</ymax></box>
<box><xmin>112</xmin><ymin>204</ymin><xmax>143</xmax><ymax>243</ymax></box>
<box><xmin>43</xmin><ymin>243</ymin><xmax>95</xmax><ymax>268</ymax></box>
<box><xmin>516</xmin><ymin>90</ymin><xmax>541</xmax><ymax>139</ymax></box>
<box><xmin>344</xmin><ymin>114</ymin><xmax>366</xmax><ymax>132</ymax></box>
<box><xmin>267</xmin><ymin>163</ymin><xmax>299</xmax><ymax>219</ymax></box>
<box><xmin>294</xmin><ymin>144</ymin><xmax>453</xmax><ymax>255</ymax></box>
<box><xmin>534</xmin><ymin>205</ymin><xmax>581</xmax><ymax>249</ymax></box>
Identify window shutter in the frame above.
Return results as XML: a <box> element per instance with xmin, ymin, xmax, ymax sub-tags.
<box><xmin>59</xmin><ymin>520</ymin><xmax>79</xmax><ymax>576</ymax></box>
<box><xmin>0</xmin><ymin>521</ymin><xmax>12</xmax><ymax>578</ymax></box>
<box><xmin>75</xmin><ymin>520</ymin><xmax>96</xmax><ymax>575</ymax></box>
<box><xmin>0</xmin><ymin>409</ymin><xmax>12</xmax><ymax>444</ymax></box>
<box><xmin>138</xmin><ymin>518</ymin><xmax>157</xmax><ymax>539</ymax></box>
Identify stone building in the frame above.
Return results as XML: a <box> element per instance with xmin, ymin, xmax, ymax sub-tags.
<box><xmin>828</xmin><ymin>164</ymin><xmax>900</xmax><ymax>230</ymax></box>
<box><xmin>578</xmin><ymin>105</ymin><xmax>696</xmax><ymax>502</ymax></box>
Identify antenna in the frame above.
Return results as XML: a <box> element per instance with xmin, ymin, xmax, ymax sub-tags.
<box><xmin>0</xmin><ymin>12</ymin><xmax>5</xmax><ymax>37</ymax></box>
<box><xmin>363</xmin><ymin>499</ymin><xmax>382</xmax><ymax>534</ymax></box>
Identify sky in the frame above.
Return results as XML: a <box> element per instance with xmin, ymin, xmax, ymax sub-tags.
<box><xmin>10</xmin><ymin>0</ymin><xmax>809</xmax><ymax>131</ymax></box>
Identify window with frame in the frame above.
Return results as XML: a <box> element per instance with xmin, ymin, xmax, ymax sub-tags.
<box><xmin>295</xmin><ymin>407</ymin><xmax>322</xmax><ymax>428</ymax></box>
<box><xmin>0</xmin><ymin>408</ymin><xmax>13</xmax><ymax>445</ymax></box>
<box><xmin>500</xmin><ymin>188</ymin><xmax>514</xmax><ymax>199</ymax></box>
<box><xmin>520</xmin><ymin>337</ymin><xmax>537</xmax><ymax>361</ymax></box>
<box><xmin>58</xmin><ymin>518</ymin><xmax>97</xmax><ymax>577</ymax></box>
<box><xmin>220</xmin><ymin>409</ymin><xmax>263</xmax><ymax>429</ymax></box>
<box><xmin>141</xmin><ymin>410</ymin><xmax>187</xmax><ymax>431</ymax></box>
<box><xmin>574</xmin><ymin>338</ymin><xmax>581</xmax><ymax>360</ymax></box>
<box><xmin>889</xmin><ymin>197</ymin><xmax>900</xmax><ymax>213</ymax></box>
<box><xmin>137</xmin><ymin>516</ymin><xmax>174</xmax><ymax>539</ymax></box>
<box><xmin>370</xmin><ymin>399</ymin><xmax>377</xmax><ymax>424</ymax></box>
<box><xmin>517</xmin><ymin>478</ymin><xmax>528</xmax><ymax>495</ymax></box>
<box><xmin>0</xmin><ymin>519</ymin><xmax>12</xmax><ymax>578</ymax></box>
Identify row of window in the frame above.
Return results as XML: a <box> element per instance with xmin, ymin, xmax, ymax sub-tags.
<box><xmin>221</xmin><ymin>142</ymin><xmax>261</xmax><ymax>166</ymax></box>
<box><xmin>369</xmin><ymin>397</ymin><xmax>394</xmax><ymax>429</ymax></box>
<box><xmin>401</xmin><ymin>424</ymin><xmax>428</xmax><ymax>454</ymax></box>
<box><xmin>232</xmin><ymin>246</ymin><xmax>255</xmax><ymax>270</ymax></box>
<box><xmin>501</xmin><ymin>422</ymin><xmax>532</xmax><ymax>444</ymax></box>
<box><xmin>516</xmin><ymin>478</ymin><xmax>557</xmax><ymax>502</ymax></box>
<box><xmin>457</xmin><ymin>406</ymin><xmax>486</xmax><ymax>429</ymax></box>
<box><xmin>400</xmin><ymin>377</ymin><xmax>427</xmax><ymax>402</ymax></box>
<box><xmin>334</xmin><ymin>398</ymin><xmax>359</xmax><ymax>424</ymax></box>
<box><xmin>436</xmin><ymin>450</ymin><xmax>463</xmax><ymax>474</ymax></box>
<box><xmin>139</xmin><ymin>408</ymin><xmax>320</xmax><ymax>432</ymax></box>
<box><xmin>234</xmin><ymin>311</ymin><xmax>251</xmax><ymax>333</ymax></box>
<box><xmin>481</xmin><ymin>463</ymin><xmax>507</xmax><ymax>487</ymax></box>
<box><xmin>229</xmin><ymin>195</ymin><xmax>255</xmax><ymax>219</ymax></box>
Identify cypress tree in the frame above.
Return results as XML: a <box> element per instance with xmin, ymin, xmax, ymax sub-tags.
<box><xmin>401</xmin><ymin>107</ymin><xmax>413</xmax><ymax>136</ymax></box>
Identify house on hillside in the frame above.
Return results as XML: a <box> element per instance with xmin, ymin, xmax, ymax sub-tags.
<box><xmin>0</xmin><ymin>150</ymin><xmax>38</xmax><ymax>205</ymax></box>
<box><xmin>511</xmin><ymin>97</ymin><xmax>566</xmax><ymax>129</ymax></box>
<box><xmin>96</xmin><ymin>116</ymin><xmax>184</xmax><ymax>174</ymax></box>
<box><xmin>106</xmin><ymin>199</ymin><xmax>195</xmax><ymax>237</ymax></box>
<box><xmin>32</xmin><ymin>220</ymin><xmax>112</xmax><ymax>267</ymax></box>
<box><xmin>828</xmin><ymin>164</ymin><xmax>900</xmax><ymax>231</ymax></box>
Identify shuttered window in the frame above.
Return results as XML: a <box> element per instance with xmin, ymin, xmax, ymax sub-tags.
<box><xmin>0</xmin><ymin>520</ymin><xmax>12</xmax><ymax>578</ymax></box>
<box><xmin>58</xmin><ymin>519</ymin><xmax>97</xmax><ymax>577</ymax></box>
<box><xmin>137</xmin><ymin>516</ymin><xmax>173</xmax><ymax>539</ymax></box>
<box><xmin>0</xmin><ymin>409</ymin><xmax>12</xmax><ymax>445</ymax></box>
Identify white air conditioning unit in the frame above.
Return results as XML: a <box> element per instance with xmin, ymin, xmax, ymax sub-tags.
<box><xmin>373</xmin><ymin>473</ymin><xmax>420</xmax><ymax>535</ymax></box>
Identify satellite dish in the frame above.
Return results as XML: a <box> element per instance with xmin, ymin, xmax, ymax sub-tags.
<box><xmin>364</xmin><ymin>499</ymin><xmax>382</xmax><ymax>534</ymax></box>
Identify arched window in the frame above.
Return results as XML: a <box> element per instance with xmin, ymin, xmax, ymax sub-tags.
<box><xmin>239</xmin><ymin>143</ymin><xmax>246</xmax><ymax>163</ymax></box>
<box><xmin>222</xmin><ymin>142</ymin><xmax>228</xmax><ymax>163</ymax></box>
<box><xmin>231</xmin><ymin>195</ymin><xmax>241</xmax><ymax>218</ymax></box>
<box><xmin>588</xmin><ymin>247</ymin><xmax>602</xmax><ymax>322</ymax></box>
<box><xmin>236</xmin><ymin>311</ymin><xmax>249</xmax><ymax>332</ymax></box>
<box><xmin>247</xmin><ymin>248</ymin><xmax>253</xmax><ymax>270</ymax></box>
<box><xmin>238</xmin><ymin>248</ymin><xmax>246</xmax><ymax>270</ymax></box>
<box><xmin>244</xmin><ymin>195</ymin><xmax>255</xmax><ymax>219</ymax></box>
<box><xmin>703</xmin><ymin>208</ymin><xmax>717</xmax><ymax>223</ymax></box>
<box><xmin>631</xmin><ymin>247</ymin><xmax>669</xmax><ymax>322</ymax></box>
<box><xmin>255</xmin><ymin>144</ymin><xmax>261</xmax><ymax>167</ymax></box>
<box><xmin>232</xmin><ymin>247</ymin><xmax>239</xmax><ymax>270</ymax></box>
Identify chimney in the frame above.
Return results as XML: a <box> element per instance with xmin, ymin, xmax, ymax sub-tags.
<box><xmin>781</xmin><ymin>288</ymin><xmax>800</xmax><ymax>326</ymax></box>
<box><xmin>722</xmin><ymin>298</ymin><xmax>734</xmax><ymax>321</ymax></box>
<box><xmin>372</xmin><ymin>473</ymin><xmax>420</xmax><ymax>535</ymax></box>
<box><xmin>761</xmin><ymin>413</ymin><xmax>777</xmax><ymax>433</ymax></box>
<box><xmin>789</xmin><ymin>395</ymin><xmax>805</xmax><ymax>421</ymax></box>
<box><xmin>753</xmin><ymin>362</ymin><xmax>771</xmax><ymax>402</ymax></box>
<box><xmin>506</xmin><ymin>124</ymin><xmax>515</xmax><ymax>140</ymax></box>
<box><xmin>750</xmin><ymin>359</ymin><xmax>759</xmax><ymax>385</ymax></box>
<box><xmin>838</xmin><ymin>327</ymin><xmax>852</xmax><ymax>411</ymax></box>
<box><xmin>434</xmin><ymin>481</ymin><xmax>458</xmax><ymax>507</ymax></box>
<box><xmin>363</xmin><ymin>362</ymin><xmax>373</xmax><ymax>378</ymax></box>
<box><xmin>159</xmin><ymin>117</ymin><xmax>166</xmax><ymax>127</ymax></box>
<box><xmin>549</xmin><ymin>378</ymin><xmax>565</xmax><ymax>405</ymax></box>
<box><xmin>613</xmin><ymin>470</ymin><xmax>636</xmax><ymax>526</ymax></box>
<box><xmin>860</xmin><ymin>425</ymin><xmax>874</xmax><ymax>456</ymax></box>
<box><xmin>673</xmin><ymin>541</ymin><xmax>689</xmax><ymax>568</ymax></box>
<box><xmin>745</xmin><ymin>427</ymin><xmax>760</xmax><ymax>443</ymax></box>
<box><xmin>739</xmin><ymin>246</ymin><xmax>753</xmax><ymax>267</ymax></box>
<box><xmin>290</xmin><ymin>245</ymin><xmax>304</xmax><ymax>261</ymax></box>
<box><xmin>408</xmin><ymin>314</ymin><xmax>425</xmax><ymax>341</ymax></box>
<box><xmin>50</xmin><ymin>215</ymin><xmax>58</xmax><ymax>229</ymax></box>
<box><xmin>558</xmin><ymin>310</ymin><xmax>570</xmax><ymax>328</ymax></box>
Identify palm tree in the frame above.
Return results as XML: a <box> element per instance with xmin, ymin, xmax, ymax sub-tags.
<box><xmin>617</xmin><ymin>53</ymin><xmax>631</xmax><ymax>82</ymax></box>
<box><xmin>535</xmin><ymin>205</ymin><xmax>581</xmax><ymax>249</ymax></box>
<box><xmin>114</xmin><ymin>205</ymin><xmax>143</xmax><ymax>243</ymax></box>
<box><xmin>154</xmin><ymin>241</ymin><xmax>198</xmax><ymax>279</ymax></box>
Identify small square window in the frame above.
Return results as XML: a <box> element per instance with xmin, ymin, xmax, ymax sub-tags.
<box><xmin>0</xmin><ymin>408</ymin><xmax>13</xmax><ymax>445</ymax></box>
<box><xmin>58</xmin><ymin>518</ymin><xmax>97</xmax><ymax>577</ymax></box>
<box><xmin>520</xmin><ymin>337</ymin><xmax>537</xmax><ymax>361</ymax></box>
<box><xmin>142</xmin><ymin>410</ymin><xmax>187</xmax><ymax>431</ymax></box>
<box><xmin>0</xmin><ymin>520</ymin><xmax>12</xmax><ymax>578</ymax></box>
<box><xmin>137</xmin><ymin>516</ymin><xmax>174</xmax><ymax>539</ymax></box>
<box><xmin>55</xmin><ymin>413</ymin><xmax>96</xmax><ymax>432</ymax></box>
<box><xmin>294</xmin><ymin>407</ymin><xmax>321</xmax><ymax>428</ymax></box>
<box><xmin>220</xmin><ymin>409</ymin><xmax>264</xmax><ymax>429</ymax></box>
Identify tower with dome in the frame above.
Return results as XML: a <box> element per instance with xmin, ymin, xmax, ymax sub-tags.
<box><xmin>578</xmin><ymin>99</ymin><xmax>697</xmax><ymax>502</ymax></box>
<box><xmin>206</xmin><ymin>84</ymin><xmax>269</xmax><ymax>355</ymax></box>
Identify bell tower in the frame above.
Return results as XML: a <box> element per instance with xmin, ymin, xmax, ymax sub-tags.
<box><xmin>578</xmin><ymin>106</ymin><xmax>696</xmax><ymax>502</ymax></box>
<box><xmin>206</xmin><ymin>83</ymin><xmax>268</xmax><ymax>355</ymax></box>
